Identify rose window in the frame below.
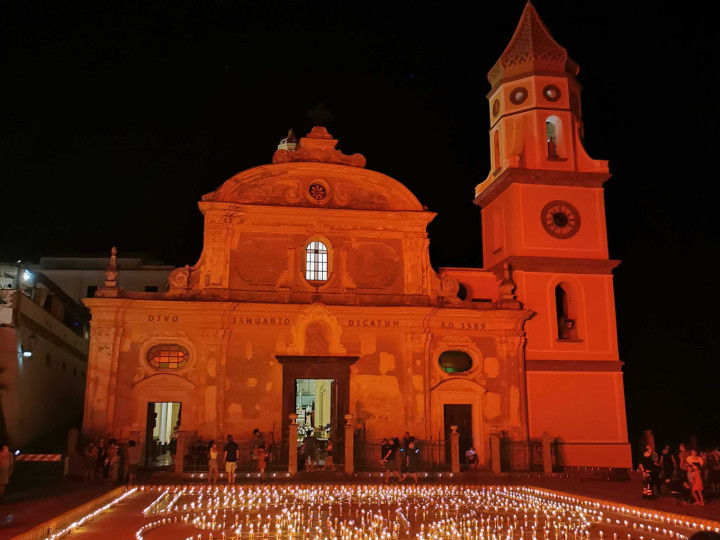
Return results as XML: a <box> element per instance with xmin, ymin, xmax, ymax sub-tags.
<box><xmin>309</xmin><ymin>183</ymin><xmax>327</xmax><ymax>201</ymax></box>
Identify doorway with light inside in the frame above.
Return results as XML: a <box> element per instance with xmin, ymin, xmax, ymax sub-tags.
<box><xmin>145</xmin><ymin>401</ymin><xmax>181</xmax><ymax>467</ymax></box>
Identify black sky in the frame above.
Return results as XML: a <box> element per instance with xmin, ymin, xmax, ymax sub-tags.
<box><xmin>1</xmin><ymin>1</ymin><xmax>719</xmax><ymax>450</ymax></box>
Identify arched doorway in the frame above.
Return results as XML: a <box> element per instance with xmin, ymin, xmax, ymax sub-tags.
<box><xmin>275</xmin><ymin>355</ymin><xmax>359</xmax><ymax>452</ymax></box>
<box><xmin>430</xmin><ymin>378</ymin><xmax>487</xmax><ymax>466</ymax></box>
<box><xmin>133</xmin><ymin>374</ymin><xmax>196</xmax><ymax>466</ymax></box>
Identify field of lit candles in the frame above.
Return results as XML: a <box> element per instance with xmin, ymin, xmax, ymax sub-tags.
<box><xmin>118</xmin><ymin>484</ymin><xmax>717</xmax><ymax>540</ymax></box>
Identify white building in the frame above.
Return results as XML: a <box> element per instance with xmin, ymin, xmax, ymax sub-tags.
<box><xmin>0</xmin><ymin>264</ymin><xmax>89</xmax><ymax>447</ymax></box>
<box><xmin>0</xmin><ymin>254</ymin><xmax>172</xmax><ymax>448</ymax></box>
<box><xmin>28</xmin><ymin>256</ymin><xmax>175</xmax><ymax>303</ymax></box>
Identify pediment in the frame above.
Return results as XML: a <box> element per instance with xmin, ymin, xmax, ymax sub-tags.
<box><xmin>134</xmin><ymin>373</ymin><xmax>196</xmax><ymax>391</ymax></box>
<box><xmin>431</xmin><ymin>377</ymin><xmax>487</xmax><ymax>394</ymax></box>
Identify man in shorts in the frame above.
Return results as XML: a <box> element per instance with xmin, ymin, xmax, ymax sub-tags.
<box><xmin>126</xmin><ymin>440</ymin><xmax>141</xmax><ymax>487</ymax></box>
<box><xmin>224</xmin><ymin>434</ymin><xmax>239</xmax><ymax>485</ymax></box>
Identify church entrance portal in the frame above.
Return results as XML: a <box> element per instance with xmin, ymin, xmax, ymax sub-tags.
<box><xmin>443</xmin><ymin>404</ymin><xmax>473</xmax><ymax>464</ymax></box>
<box><xmin>276</xmin><ymin>355</ymin><xmax>359</xmax><ymax>454</ymax></box>
<box><xmin>145</xmin><ymin>401</ymin><xmax>181</xmax><ymax>467</ymax></box>
<box><xmin>295</xmin><ymin>379</ymin><xmax>334</xmax><ymax>443</ymax></box>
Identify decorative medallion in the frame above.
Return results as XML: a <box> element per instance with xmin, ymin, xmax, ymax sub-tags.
<box><xmin>492</xmin><ymin>99</ymin><xmax>500</xmax><ymax>117</ymax></box>
<box><xmin>541</xmin><ymin>200</ymin><xmax>581</xmax><ymax>239</ymax></box>
<box><xmin>509</xmin><ymin>87</ymin><xmax>528</xmax><ymax>105</ymax></box>
<box><xmin>309</xmin><ymin>183</ymin><xmax>327</xmax><ymax>201</ymax></box>
<box><xmin>543</xmin><ymin>84</ymin><xmax>561</xmax><ymax>102</ymax></box>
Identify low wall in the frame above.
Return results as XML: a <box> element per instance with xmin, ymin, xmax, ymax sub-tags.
<box><xmin>12</xmin><ymin>486</ymin><xmax>126</xmax><ymax>540</ymax></box>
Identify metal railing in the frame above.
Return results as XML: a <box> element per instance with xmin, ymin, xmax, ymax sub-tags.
<box><xmin>354</xmin><ymin>439</ymin><xmax>448</xmax><ymax>471</ymax></box>
<box><xmin>183</xmin><ymin>439</ymin><xmax>289</xmax><ymax>473</ymax></box>
<box><xmin>500</xmin><ymin>439</ymin><xmax>544</xmax><ymax>472</ymax></box>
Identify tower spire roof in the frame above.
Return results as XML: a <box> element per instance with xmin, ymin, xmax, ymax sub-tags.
<box><xmin>488</xmin><ymin>2</ymin><xmax>578</xmax><ymax>89</ymax></box>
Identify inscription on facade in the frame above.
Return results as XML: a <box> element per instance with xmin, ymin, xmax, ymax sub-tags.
<box><xmin>230</xmin><ymin>316</ymin><xmax>291</xmax><ymax>325</ymax></box>
<box><xmin>439</xmin><ymin>321</ymin><xmax>486</xmax><ymax>330</ymax></box>
<box><xmin>345</xmin><ymin>319</ymin><xmax>400</xmax><ymax>327</ymax></box>
<box><xmin>148</xmin><ymin>315</ymin><xmax>179</xmax><ymax>322</ymax></box>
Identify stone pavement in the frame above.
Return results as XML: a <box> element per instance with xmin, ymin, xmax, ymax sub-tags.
<box><xmin>518</xmin><ymin>476</ymin><xmax>720</xmax><ymax>521</ymax></box>
<box><xmin>0</xmin><ymin>484</ymin><xmax>113</xmax><ymax>539</ymax></box>
<box><xmin>2</xmin><ymin>472</ymin><xmax>719</xmax><ymax>539</ymax></box>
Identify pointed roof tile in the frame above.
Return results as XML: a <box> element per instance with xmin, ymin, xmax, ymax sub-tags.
<box><xmin>488</xmin><ymin>2</ymin><xmax>578</xmax><ymax>89</ymax></box>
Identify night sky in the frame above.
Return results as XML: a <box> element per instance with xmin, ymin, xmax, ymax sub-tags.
<box><xmin>2</xmin><ymin>1</ymin><xmax>719</xmax><ymax>450</ymax></box>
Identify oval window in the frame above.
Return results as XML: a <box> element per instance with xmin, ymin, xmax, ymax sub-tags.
<box><xmin>147</xmin><ymin>344</ymin><xmax>189</xmax><ymax>369</ymax></box>
<box><xmin>438</xmin><ymin>350</ymin><xmax>473</xmax><ymax>373</ymax></box>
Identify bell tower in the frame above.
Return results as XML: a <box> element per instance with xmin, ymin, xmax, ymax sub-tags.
<box><xmin>476</xmin><ymin>3</ymin><xmax>631</xmax><ymax>467</ymax></box>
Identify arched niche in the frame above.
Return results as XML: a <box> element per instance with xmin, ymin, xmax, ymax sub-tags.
<box><xmin>430</xmin><ymin>378</ymin><xmax>487</xmax><ymax>464</ymax></box>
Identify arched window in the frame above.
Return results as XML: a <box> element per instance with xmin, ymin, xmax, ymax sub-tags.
<box><xmin>493</xmin><ymin>130</ymin><xmax>501</xmax><ymax>171</ymax></box>
<box><xmin>492</xmin><ymin>206</ymin><xmax>504</xmax><ymax>253</ymax></box>
<box><xmin>457</xmin><ymin>283</ymin><xmax>468</xmax><ymax>301</ymax></box>
<box><xmin>546</xmin><ymin>116</ymin><xmax>561</xmax><ymax>159</ymax></box>
<box><xmin>555</xmin><ymin>284</ymin><xmax>578</xmax><ymax>340</ymax></box>
<box><xmin>147</xmin><ymin>344</ymin><xmax>190</xmax><ymax>369</ymax></box>
<box><xmin>438</xmin><ymin>350</ymin><xmax>473</xmax><ymax>373</ymax></box>
<box><xmin>305</xmin><ymin>241</ymin><xmax>328</xmax><ymax>282</ymax></box>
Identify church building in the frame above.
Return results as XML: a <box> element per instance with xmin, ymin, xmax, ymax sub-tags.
<box><xmin>82</xmin><ymin>3</ymin><xmax>631</xmax><ymax>469</ymax></box>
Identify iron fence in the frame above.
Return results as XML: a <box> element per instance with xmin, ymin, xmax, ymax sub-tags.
<box><xmin>500</xmin><ymin>439</ymin><xmax>544</xmax><ymax>472</ymax></box>
<box><xmin>183</xmin><ymin>439</ymin><xmax>289</xmax><ymax>473</ymax></box>
<box><xmin>354</xmin><ymin>439</ymin><xmax>448</xmax><ymax>471</ymax></box>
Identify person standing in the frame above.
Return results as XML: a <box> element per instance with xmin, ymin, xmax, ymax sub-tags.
<box><xmin>678</xmin><ymin>443</ymin><xmax>690</xmax><ymax>473</ymax></box>
<box><xmin>707</xmin><ymin>446</ymin><xmax>720</xmax><ymax>493</ymax></box>
<box><xmin>298</xmin><ymin>439</ymin><xmax>306</xmax><ymax>472</ymax></box>
<box><xmin>96</xmin><ymin>437</ymin><xmax>108</xmax><ymax>482</ymax></box>
<box><xmin>266</xmin><ymin>432</ymin><xmax>275</xmax><ymax>468</ymax></box>
<box><xmin>401</xmin><ymin>439</ymin><xmax>420</xmax><ymax>484</ymax></box>
<box><xmin>84</xmin><ymin>441</ymin><xmax>96</xmax><ymax>482</ymax></box>
<box><xmin>126</xmin><ymin>441</ymin><xmax>141</xmax><ymax>487</ymax></box>
<box><xmin>385</xmin><ymin>438</ymin><xmax>402</xmax><ymax>483</ymax></box>
<box><xmin>106</xmin><ymin>443</ymin><xmax>120</xmax><ymax>484</ymax></box>
<box><xmin>304</xmin><ymin>432</ymin><xmax>318</xmax><ymax>472</ymax></box>
<box><xmin>688</xmin><ymin>463</ymin><xmax>705</xmax><ymax>505</ymax></box>
<box><xmin>250</xmin><ymin>429</ymin><xmax>263</xmax><ymax>471</ymax></box>
<box><xmin>639</xmin><ymin>445</ymin><xmax>655</xmax><ymax>499</ymax></box>
<box><xmin>401</xmin><ymin>432</ymin><xmax>411</xmax><ymax>453</ymax></box>
<box><xmin>224</xmin><ymin>435</ymin><xmax>239</xmax><ymax>485</ymax></box>
<box><xmin>660</xmin><ymin>445</ymin><xmax>676</xmax><ymax>486</ymax></box>
<box><xmin>322</xmin><ymin>439</ymin><xmax>335</xmax><ymax>471</ymax></box>
<box><xmin>207</xmin><ymin>441</ymin><xmax>219</xmax><ymax>484</ymax></box>
<box><xmin>687</xmin><ymin>449</ymin><xmax>704</xmax><ymax>469</ymax></box>
<box><xmin>256</xmin><ymin>444</ymin><xmax>267</xmax><ymax>477</ymax></box>
<box><xmin>0</xmin><ymin>445</ymin><xmax>14</xmax><ymax>499</ymax></box>
<box><xmin>380</xmin><ymin>439</ymin><xmax>392</xmax><ymax>470</ymax></box>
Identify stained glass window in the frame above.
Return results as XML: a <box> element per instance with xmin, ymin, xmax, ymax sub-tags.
<box><xmin>148</xmin><ymin>344</ymin><xmax>189</xmax><ymax>369</ymax></box>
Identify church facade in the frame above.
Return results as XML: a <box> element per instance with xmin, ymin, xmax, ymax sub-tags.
<box><xmin>82</xmin><ymin>4</ymin><xmax>631</xmax><ymax>468</ymax></box>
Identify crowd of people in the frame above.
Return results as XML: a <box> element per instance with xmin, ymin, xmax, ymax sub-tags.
<box><xmin>639</xmin><ymin>443</ymin><xmax>720</xmax><ymax>505</ymax></box>
<box><xmin>297</xmin><ymin>432</ymin><xmax>335</xmax><ymax>473</ymax></box>
<box><xmin>210</xmin><ymin>430</ymin><xmax>278</xmax><ymax>485</ymax></box>
<box><xmin>380</xmin><ymin>432</ymin><xmax>422</xmax><ymax>484</ymax></box>
<box><xmin>83</xmin><ymin>437</ymin><xmax>141</xmax><ymax>486</ymax></box>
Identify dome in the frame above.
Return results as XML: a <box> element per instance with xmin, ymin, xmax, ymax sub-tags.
<box><xmin>202</xmin><ymin>127</ymin><xmax>424</xmax><ymax>212</ymax></box>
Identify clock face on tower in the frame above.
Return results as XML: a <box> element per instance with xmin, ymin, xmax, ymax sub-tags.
<box><xmin>541</xmin><ymin>200</ymin><xmax>581</xmax><ymax>239</ymax></box>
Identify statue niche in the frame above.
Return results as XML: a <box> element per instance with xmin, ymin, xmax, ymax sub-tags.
<box><xmin>305</xmin><ymin>322</ymin><xmax>330</xmax><ymax>356</ymax></box>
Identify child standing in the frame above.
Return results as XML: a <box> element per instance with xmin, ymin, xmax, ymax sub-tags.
<box><xmin>256</xmin><ymin>444</ymin><xmax>267</xmax><ymax>476</ymax></box>
<box><xmin>688</xmin><ymin>464</ymin><xmax>705</xmax><ymax>505</ymax></box>
<box><xmin>207</xmin><ymin>441</ymin><xmax>219</xmax><ymax>484</ymax></box>
<box><xmin>322</xmin><ymin>439</ymin><xmax>335</xmax><ymax>471</ymax></box>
